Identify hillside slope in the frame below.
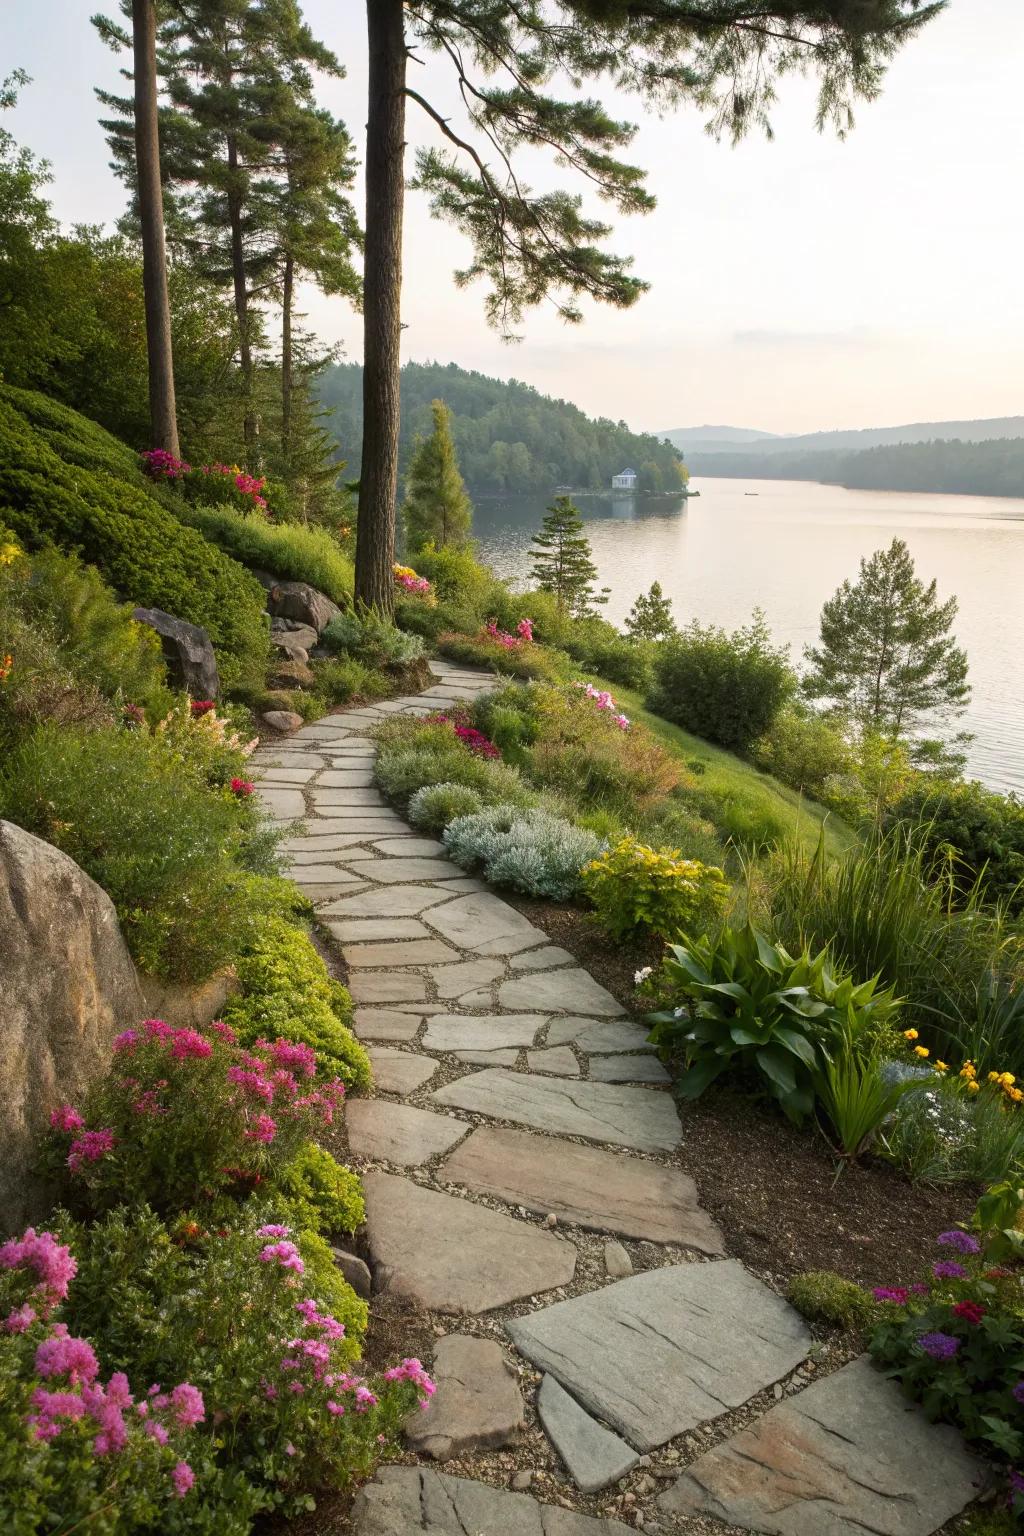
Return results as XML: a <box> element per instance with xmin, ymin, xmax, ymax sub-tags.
<box><xmin>318</xmin><ymin>361</ymin><xmax>686</xmax><ymax>494</ymax></box>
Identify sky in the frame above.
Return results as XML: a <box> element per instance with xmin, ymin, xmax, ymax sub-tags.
<box><xmin>6</xmin><ymin>0</ymin><xmax>1023</xmax><ymax>436</ymax></box>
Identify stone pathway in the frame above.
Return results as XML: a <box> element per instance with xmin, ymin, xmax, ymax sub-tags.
<box><xmin>251</xmin><ymin>663</ymin><xmax>986</xmax><ymax>1536</ymax></box>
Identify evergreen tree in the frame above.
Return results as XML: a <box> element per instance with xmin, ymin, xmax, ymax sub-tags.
<box><xmin>349</xmin><ymin>1</ymin><xmax>940</xmax><ymax>611</ymax></box>
<box><xmin>529</xmin><ymin>497</ymin><xmax>607</xmax><ymax>618</ymax></box>
<box><xmin>803</xmin><ymin>537</ymin><xmax>971</xmax><ymax>753</ymax></box>
<box><xmin>403</xmin><ymin>399</ymin><xmax>473</xmax><ymax>554</ymax></box>
<box><xmin>625</xmin><ymin>581</ymin><xmax>676</xmax><ymax>642</ymax></box>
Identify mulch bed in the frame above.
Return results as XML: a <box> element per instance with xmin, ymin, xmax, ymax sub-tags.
<box><xmin>504</xmin><ymin>895</ymin><xmax>980</xmax><ymax>1292</ymax></box>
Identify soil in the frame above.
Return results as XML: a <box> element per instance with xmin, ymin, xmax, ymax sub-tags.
<box><xmin>501</xmin><ymin>893</ymin><xmax>980</xmax><ymax>1291</ymax></box>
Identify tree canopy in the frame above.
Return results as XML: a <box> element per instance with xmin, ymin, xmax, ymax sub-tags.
<box><xmin>403</xmin><ymin>399</ymin><xmax>473</xmax><ymax>554</ymax></box>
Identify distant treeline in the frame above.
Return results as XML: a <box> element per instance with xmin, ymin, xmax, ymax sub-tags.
<box><xmin>317</xmin><ymin>360</ymin><xmax>686</xmax><ymax>495</ymax></box>
<box><xmin>688</xmin><ymin>437</ymin><xmax>1024</xmax><ymax>498</ymax></box>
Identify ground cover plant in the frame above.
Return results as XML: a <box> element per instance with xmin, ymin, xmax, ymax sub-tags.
<box><xmin>443</xmin><ymin>804</ymin><xmax>604</xmax><ymax>900</ymax></box>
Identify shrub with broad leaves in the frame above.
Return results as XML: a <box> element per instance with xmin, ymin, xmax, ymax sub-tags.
<box><xmin>582</xmin><ymin>836</ymin><xmax>729</xmax><ymax>942</ymax></box>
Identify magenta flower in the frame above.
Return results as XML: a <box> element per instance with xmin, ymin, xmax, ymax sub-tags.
<box><xmin>49</xmin><ymin>1105</ymin><xmax>84</xmax><ymax>1132</ymax></box>
<box><xmin>0</xmin><ymin>1229</ymin><xmax>77</xmax><ymax>1308</ymax></box>
<box><xmin>936</xmin><ymin>1230</ymin><xmax>981</xmax><ymax>1255</ymax></box>
<box><xmin>171</xmin><ymin>1461</ymin><xmax>195</xmax><ymax>1499</ymax></box>
<box><xmin>169</xmin><ymin>1382</ymin><xmax>205</xmax><ymax>1428</ymax></box>
<box><xmin>67</xmin><ymin>1128</ymin><xmax>115</xmax><ymax>1174</ymax></box>
<box><xmin>244</xmin><ymin>1113</ymin><xmax>277</xmax><ymax>1144</ymax></box>
<box><xmin>211</xmin><ymin>1020</ymin><xmax>238</xmax><ymax>1044</ymax></box>
<box><xmin>268</xmin><ymin>1039</ymin><xmax>317</xmax><ymax>1078</ymax></box>
<box><xmin>4</xmin><ymin>1303</ymin><xmax>37</xmax><ymax>1334</ymax></box>
<box><xmin>258</xmin><ymin>1224</ymin><xmax>292</xmax><ymax>1239</ymax></box>
<box><xmin>932</xmin><ymin>1261</ymin><xmax>968</xmax><ymax>1281</ymax></box>
<box><xmin>35</xmin><ymin>1332</ymin><xmax>99</xmax><ymax>1386</ymax></box>
<box><xmin>872</xmin><ymin>1286</ymin><xmax>909</xmax><ymax>1304</ymax></box>
<box><xmin>259</xmin><ymin>1240</ymin><xmax>304</xmax><ymax>1274</ymax></box>
<box><xmin>112</xmin><ymin>1029</ymin><xmax>139</xmax><ymax>1054</ymax></box>
<box><xmin>169</xmin><ymin>1028</ymin><xmax>212</xmax><ymax>1061</ymax></box>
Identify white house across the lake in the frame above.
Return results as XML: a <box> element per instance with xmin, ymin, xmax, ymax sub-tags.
<box><xmin>611</xmin><ymin>467</ymin><xmax>638</xmax><ymax>490</ymax></box>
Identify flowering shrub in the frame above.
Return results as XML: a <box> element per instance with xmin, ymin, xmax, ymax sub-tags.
<box><xmin>482</xmin><ymin>616</ymin><xmax>534</xmax><ymax>651</ymax></box>
<box><xmin>869</xmin><ymin>1226</ymin><xmax>1024</xmax><ymax>1506</ymax></box>
<box><xmin>222</xmin><ymin>917</ymin><xmax>371</xmax><ymax>1092</ymax></box>
<box><xmin>373</xmin><ymin>715</ymin><xmax>533</xmax><ymax>814</ymax></box>
<box><xmin>59</xmin><ymin>1207</ymin><xmax>431</xmax><ymax>1515</ymax></box>
<box><xmin>393</xmin><ymin>563</ymin><xmax>434</xmax><ymax>601</ymax></box>
<box><xmin>141</xmin><ymin>451</ymin><xmax>270</xmax><ymax>517</ymax></box>
<box><xmin>582</xmin><ymin>836</ymin><xmax>729</xmax><ymax>942</ymax></box>
<box><xmin>423</xmin><ymin>707</ymin><xmax>500</xmax><ymax>760</ymax></box>
<box><xmin>880</xmin><ymin>1038</ymin><xmax>1024</xmax><ymax>1185</ymax></box>
<box><xmin>648</xmin><ymin>923</ymin><xmax>899</xmax><ymax>1124</ymax></box>
<box><xmin>0</xmin><ymin>1227</ymin><xmax>245</xmax><ymax>1534</ymax></box>
<box><xmin>153</xmin><ymin>695</ymin><xmax>259</xmax><ymax>788</ymax></box>
<box><xmin>437</xmin><ymin>629</ymin><xmax>569</xmax><ymax>683</ymax></box>
<box><xmin>443</xmin><ymin>804</ymin><xmax>604</xmax><ymax>900</ymax></box>
<box><xmin>322</xmin><ymin>610</ymin><xmax>425</xmax><ymax>668</ymax></box>
<box><xmin>574</xmin><ymin>679</ymin><xmax>630</xmax><ymax>731</ymax></box>
<box><xmin>43</xmin><ymin>1019</ymin><xmax>347</xmax><ymax>1219</ymax></box>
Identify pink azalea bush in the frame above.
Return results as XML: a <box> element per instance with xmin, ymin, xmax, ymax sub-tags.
<box><xmin>575</xmin><ymin>679</ymin><xmax>630</xmax><ymax>731</ymax></box>
<box><xmin>0</xmin><ymin>1228</ymin><xmax>237</xmax><ymax>1533</ymax></box>
<box><xmin>483</xmin><ymin>616</ymin><xmax>534</xmax><ymax>652</ymax></box>
<box><xmin>44</xmin><ymin>1019</ymin><xmax>346</xmax><ymax>1217</ymax></box>
<box><xmin>141</xmin><ymin>451</ymin><xmax>271</xmax><ymax>517</ymax></box>
<box><xmin>424</xmin><ymin>706</ymin><xmax>501</xmax><ymax>760</ymax></box>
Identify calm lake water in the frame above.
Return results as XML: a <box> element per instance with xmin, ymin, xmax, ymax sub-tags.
<box><xmin>470</xmin><ymin>478</ymin><xmax>1024</xmax><ymax>796</ymax></box>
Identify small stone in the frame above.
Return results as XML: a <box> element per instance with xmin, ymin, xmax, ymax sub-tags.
<box><xmin>261</xmin><ymin>709</ymin><xmax>303</xmax><ymax>733</ymax></box>
<box><xmin>331</xmin><ymin>1247</ymin><xmax>372</xmax><ymax>1299</ymax></box>
<box><xmin>543</xmin><ymin>1213</ymin><xmax>557</xmax><ymax>1229</ymax></box>
<box><xmin>537</xmin><ymin>1375</ymin><xmax>639</xmax><ymax>1493</ymax></box>
<box><xmin>511</xmin><ymin>1470</ymin><xmax>534</xmax><ymax>1492</ymax></box>
<box><xmin>406</xmin><ymin>1335</ymin><xmax>526</xmax><ymax>1461</ymax></box>
<box><xmin>774</xmin><ymin>1382</ymin><xmax>784</xmax><ymax>1400</ymax></box>
<box><xmin>636</xmin><ymin>1476</ymin><xmax>656</xmax><ymax>1496</ymax></box>
<box><xmin>603</xmin><ymin>1242</ymin><xmax>632</xmax><ymax>1279</ymax></box>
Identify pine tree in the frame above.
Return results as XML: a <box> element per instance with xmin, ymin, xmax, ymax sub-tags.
<box><xmin>802</xmin><ymin>537</ymin><xmax>971</xmax><ymax>754</ymax></box>
<box><xmin>403</xmin><ymin>400</ymin><xmax>473</xmax><ymax>554</ymax></box>
<box><xmin>625</xmin><ymin>581</ymin><xmax>676</xmax><ymax>642</ymax></box>
<box><xmin>529</xmin><ymin>497</ymin><xmax>607</xmax><ymax>618</ymax></box>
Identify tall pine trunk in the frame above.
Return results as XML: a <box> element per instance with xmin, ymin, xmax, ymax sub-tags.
<box><xmin>356</xmin><ymin>0</ymin><xmax>406</xmax><ymax>612</ymax></box>
<box><xmin>226</xmin><ymin>132</ymin><xmax>256</xmax><ymax>453</ymax></box>
<box><xmin>132</xmin><ymin>0</ymin><xmax>179</xmax><ymax>457</ymax></box>
<box><xmin>281</xmin><ymin>252</ymin><xmax>293</xmax><ymax>465</ymax></box>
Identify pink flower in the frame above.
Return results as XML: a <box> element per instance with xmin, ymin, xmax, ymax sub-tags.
<box><xmin>112</xmin><ymin>1030</ymin><xmax>139</xmax><ymax>1054</ymax></box>
<box><xmin>230</xmin><ymin>777</ymin><xmax>255</xmax><ymax>796</ymax></box>
<box><xmin>67</xmin><ymin>1128</ymin><xmax>115</xmax><ymax>1174</ymax></box>
<box><xmin>190</xmin><ymin>700</ymin><xmax>216</xmax><ymax>717</ymax></box>
<box><xmin>259</xmin><ymin>1240</ymin><xmax>304</xmax><ymax>1274</ymax></box>
<box><xmin>171</xmin><ymin>1461</ymin><xmax>195</xmax><ymax>1499</ymax></box>
<box><xmin>211</xmin><ymin>1020</ymin><xmax>238</xmax><ymax>1044</ymax></box>
<box><xmin>143</xmin><ymin>1019</ymin><xmax>175</xmax><ymax>1040</ymax></box>
<box><xmin>4</xmin><ymin>1303</ymin><xmax>37</xmax><ymax>1334</ymax></box>
<box><xmin>268</xmin><ymin>1039</ymin><xmax>317</xmax><ymax>1078</ymax></box>
<box><xmin>517</xmin><ymin>617</ymin><xmax>534</xmax><ymax>642</ymax></box>
<box><xmin>0</xmin><ymin>1230</ymin><xmax>77</xmax><ymax>1307</ymax></box>
<box><xmin>169</xmin><ymin>1382</ymin><xmax>205</xmax><ymax>1428</ymax></box>
<box><xmin>227</xmin><ymin>1066</ymin><xmax>274</xmax><ymax>1103</ymax></box>
<box><xmin>327</xmin><ymin>1399</ymin><xmax>345</xmax><ymax>1416</ymax></box>
<box><xmin>49</xmin><ymin>1105</ymin><xmax>84</xmax><ymax>1132</ymax></box>
<box><xmin>354</xmin><ymin>1385</ymin><xmax>378</xmax><ymax>1412</ymax></box>
<box><xmin>244</xmin><ymin>1113</ymin><xmax>277</xmax><ymax>1144</ymax></box>
<box><xmin>258</xmin><ymin>1224</ymin><xmax>292</xmax><ymax>1239</ymax></box>
<box><xmin>35</xmin><ymin>1332</ymin><xmax>99</xmax><ymax>1386</ymax></box>
<box><xmin>169</xmin><ymin>1028</ymin><xmax>212</xmax><ymax>1061</ymax></box>
<box><xmin>145</xmin><ymin>1419</ymin><xmax>169</xmax><ymax>1445</ymax></box>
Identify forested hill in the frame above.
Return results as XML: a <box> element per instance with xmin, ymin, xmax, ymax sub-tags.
<box><xmin>665</xmin><ymin>415</ymin><xmax>1024</xmax><ymax>457</ymax></box>
<box><xmin>317</xmin><ymin>361</ymin><xmax>686</xmax><ymax>494</ymax></box>
<box><xmin>688</xmin><ymin>436</ymin><xmax>1024</xmax><ymax>498</ymax></box>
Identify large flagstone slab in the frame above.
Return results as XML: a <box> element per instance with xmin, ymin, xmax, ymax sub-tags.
<box><xmin>366</xmin><ymin>1048</ymin><xmax>438</xmax><ymax>1094</ymax></box>
<box><xmin>423</xmin><ymin>892</ymin><xmax>546</xmax><ymax>954</ymax></box>
<box><xmin>352</xmin><ymin>1467</ymin><xmax>631</xmax><ymax>1534</ymax></box>
<box><xmin>546</xmin><ymin>1017</ymin><xmax>654</xmax><ymax>1054</ymax></box>
<box><xmin>406</xmin><ymin>1335</ymin><xmax>526</xmax><ymax>1461</ymax></box>
<box><xmin>349</xmin><ymin>973</ymin><xmax>427</xmax><ymax>1004</ymax></box>
<box><xmin>362</xmin><ymin>1173</ymin><xmax>575</xmax><ymax>1313</ymax></box>
<box><xmin>256</xmin><ymin>787</ymin><xmax>305</xmax><ymax>819</ymax></box>
<box><xmin>423</xmin><ymin>1014</ymin><xmax>547</xmax><ymax>1051</ymax></box>
<box><xmin>345</xmin><ymin>857</ymin><xmax>464</xmax><ymax>884</ymax></box>
<box><xmin>322</xmin><ymin>884</ymin><xmax>454</xmax><ymax>917</ymax></box>
<box><xmin>431</xmin><ymin>1069</ymin><xmax>681</xmax><ymax>1153</ymax></box>
<box><xmin>428</xmin><ymin>958</ymin><xmax>504</xmax><ymax>998</ymax></box>
<box><xmin>352</xmin><ymin>1007</ymin><xmax>425</xmax><ymax>1041</ymax></box>
<box><xmin>499</xmin><ymin>971</ymin><xmax>621</xmax><ymax>1017</ymax></box>
<box><xmin>658</xmin><ymin>1355</ymin><xmax>984</xmax><ymax>1536</ymax></box>
<box><xmin>343</xmin><ymin>938</ymin><xmax>459</xmax><ymax>968</ymax></box>
<box><xmin>439</xmin><ymin>1127</ymin><xmax>724</xmax><ymax>1250</ymax></box>
<box><xmin>346</xmin><ymin>1100</ymin><xmax>467</xmax><ymax>1166</ymax></box>
<box><xmin>507</xmin><ymin>1260</ymin><xmax>810</xmax><ymax>1452</ymax></box>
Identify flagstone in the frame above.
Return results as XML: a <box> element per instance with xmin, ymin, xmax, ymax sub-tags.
<box><xmin>321</xmin><ymin>885</ymin><xmax>455</xmax><ymax>917</ymax></box>
<box><xmin>344</xmin><ymin>938</ymin><xmax>459</xmax><ymax>968</ymax></box>
<box><xmin>511</xmin><ymin>947</ymin><xmax>576</xmax><ymax>972</ymax></box>
<box><xmin>589</xmin><ymin>1054</ymin><xmax>670</xmax><ymax>1084</ymax></box>
<box><xmin>351</xmin><ymin>1466</ymin><xmax>632</xmax><ymax>1534</ymax></box>
<box><xmin>255</xmin><ymin>787</ymin><xmax>305</xmax><ymax>819</ymax></box>
<box><xmin>317</xmin><ymin>769</ymin><xmax>376</xmax><ymax>787</ymax></box>
<box><xmin>546</xmin><ymin>1017</ymin><xmax>654</xmax><ymax>1054</ymax></box>
<box><xmin>372</xmin><ymin>836</ymin><xmax>447</xmax><ymax>857</ymax></box>
<box><xmin>326</xmin><ymin>918</ymin><xmax>432</xmax><ymax>943</ymax></box>
<box><xmin>406</xmin><ymin>1336</ymin><xmax>526</xmax><ymax>1461</ymax></box>
<box><xmin>312</xmin><ymin>788</ymin><xmax>387</xmax><ymax>807</ymax></box>
<box><xmin>508</xmin><ymin>1261</ymin><xmax>810</xmax><ymax>1452</ymax></box>
<box><xmin>346</xmin><ymin>1100</ymin><xmax>467</xmax><ymax>1166</ymax></box>
<box><xmin>422</xmin><ymin>1014</ymin><xmax>546</xmax><ymax>1051</ymax></box>
<box><xmin>537</xmin><ymin>1375</ymin><xmax>639</xmax><ymax>1493</ymax></box>
<box><xmin>345</xmin><ymin>858</ymin><xmax>464</xmax><ymax>884</ymax></box>
<box><xmin>423</xmin><ymin>892</ymin><xmax>545</xmax><ymax>953</ymax></box>
<box><xmin>439</xmin><ymin>1127</ymin><xmax>724</xmax><ymax>1249</ymax></box>
<box><xmin>431</xmin><ymin>1070</ymin><xmax>681</xmax><ymax>1153</ymax></box>
<box><xmin>366</xmin><ymin>1048</ymin><xmax>439</xmax><ymax>1095</ymax></box>
<box><xmin>499</xmin><ymin>971</ymin><xmax>621</xmax><ymax>1017</ymax></box>
<box><xmin>526</xmin><ymin>1047</ymin><xmax>580</xmax><ymax>1077</ymax></box>
<box><xmin>348</xmin><ymin>973</ymin><xmax>428</xmax><ymax>1004</ymax></box>
<box><xmin>352</xmin><ymin>1008</ymin><xmax>425</xmax><ymax>1042</ymax></box>
<box><xmin>428</xmin><ymin>958</ymin><xmax>505</xmax><ymax>998</ymax></box>
<box><xmin>362</xmin><ymin>1173</ymin><xmax>575</xmax><ymax>1313</ymax></box>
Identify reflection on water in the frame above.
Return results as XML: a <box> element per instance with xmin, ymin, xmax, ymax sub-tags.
<box><xmin>470</xmin><ymin>479</ymin><xmax>1024</xmax><ymax>795</ymax></box>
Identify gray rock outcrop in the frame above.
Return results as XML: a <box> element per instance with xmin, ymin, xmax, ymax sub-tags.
<box><xmin>132</xmin><ymin>607</ymin><xmax>220</xmax><ymax>698</ymax></box>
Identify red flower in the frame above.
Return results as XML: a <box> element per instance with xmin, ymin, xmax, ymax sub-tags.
<box><xmin>230</xmin><ymin>778</ymin><xmax>255</xmax><ymax>796</ymax></box>
<box><xmin>951</xmin><ymin>1300</ymin><xmax>986</xmax><ymax>1326</ymax></box>
<box><xmin>190</xmin><ymin>700</ymin><xmax>215</xmax><ymax>716</ymax></box>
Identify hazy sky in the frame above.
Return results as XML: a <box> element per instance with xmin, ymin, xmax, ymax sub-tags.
<box><xmin>6</xmin><ymin>0</ymin><xmax>1023</xmax><ymax>435</ymax></box>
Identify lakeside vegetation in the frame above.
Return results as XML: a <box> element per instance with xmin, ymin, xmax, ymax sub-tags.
<box><xmin>690</xmin><ymin>434</ymin><xmax>1024</xmax><ymax>499</ymax></box>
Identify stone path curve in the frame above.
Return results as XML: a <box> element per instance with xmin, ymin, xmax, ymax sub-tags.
<box><xmin>251</xmin><ymin>662</ymin><xmax>985</xmax><ymax>1536</ymax></box>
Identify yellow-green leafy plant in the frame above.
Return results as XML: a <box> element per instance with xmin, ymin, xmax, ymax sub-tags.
<box><xmin>786</xmin><ymin>1271</ymin><xmax>876</xmax><ymax>1329</ymax></box>
<box><xmin>582</xmin><ymin>835</ymin><xmax>729</xmax><ymax>942</ymax></box>
<box><xmin>277</xmin><ymin>1141</ymin><xmax>365</xmax><ymax>1236</ymax></box>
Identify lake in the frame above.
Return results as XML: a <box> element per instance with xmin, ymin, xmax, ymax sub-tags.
<box><xmin>470</xmin><ymin>478</ymin><xmax>1024</xmax><ymax>796</ymax></box>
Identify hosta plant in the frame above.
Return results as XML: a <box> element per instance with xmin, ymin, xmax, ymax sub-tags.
<box><xmin>648</xmin><ymin>923</ymin><xmax>899</xmax><ymax>1124</ymax></box>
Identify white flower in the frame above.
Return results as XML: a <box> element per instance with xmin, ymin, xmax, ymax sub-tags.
<box><xmin>634</xmin><ymin>967</ymin><xmax>653</xmax><ymax>984</ymax></box>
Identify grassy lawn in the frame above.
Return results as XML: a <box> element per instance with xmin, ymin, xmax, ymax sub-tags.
<box><xmin>593</xmin><ymin>677</ymin><xmax>856</xmax><ymax>860</ymax></box>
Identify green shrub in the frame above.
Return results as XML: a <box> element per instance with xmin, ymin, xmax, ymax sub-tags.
<box><xmin>437</xmin><ymin>629</ymin><xmax>569</xmax><ymax>682</ymax></box>
<box><xmin>582</xmin><ymin>835</ymin><xmax>729</xmax><ymax>942</ymax></box>
<box><xmin>649</xmin><ymin>923</ymin><xmax>899</xmax><ymax>1124</ymax></box>
<box><xmin>276</xmin><ymin>1141</ymin><xmax>365</xmax><ymax>1236</ymax></box>
<box><xmin>527</xmin><ymin>683</ymin><xmax>683</xmax><ymax>822</ymax></box>
<box><xmin>649</xmin><ymin>612</ymin><xmax>795</xmax><ymax>754</ymax></box>
<box><xmin>407</xmin><ymin>780</ymin><xmax>485</xmax><ymax>833</ymax></box>
<box><xmin>373</xmin><ymin>716</ymin><xmax>534</xmax><ymax>815</ymax></box>
<box><xmin>443</xmin><ymin>804</ymin><xmax>604</xmax><ymax>900</ymax></box>
<box><xmin>880</xmin><ymin>1066</ymin><xmax>1024</xmax><ymax>1185</ymax></box>
<box><xmin>173</xmin><ymin>499</ymin><xmax>355</xmax><ymax>606</ymax></box>
<box><xmin>0</xmin><ymin>723</ymin><xmax>294</xmax><ymax>981</ymax></box>
<box><xmin>411</xmin><ymin>543</ymin><xmax>494</xmax><ymax>606</ymax></box>
<box><xmin>42</xmin><ymin>1019</ymin><xmax>346</xmax><ymax>1220</ymax></box>
<box><xmin>322</xmin><ymin>610</ymin><xmax>424</xmax><ymax>667</ymax></box>
<box><xmin>786</xmin><ymin>1271</ymin><xmax>875</xmax><ymax>1329</ymax></box>
<box><xmin>394</xmin><ymin>593</ymin><xmax>479</xmax><ymax>641</ymax></box>
<box><xmin>0</xmin><ymin>387</ymin><xmax>269</xmax><ymax>688</ymax></box>
<box><xmin>751</xmin><ymin>704</ymin><xmax>853</xmax><ymax>796</ymax></box>
<box><xmin>223</xmin><ymin>916</ymin><xmax>371</xmax><ymax>1092</ymax></box>
<box><xmin>886</xmin><ymin>777</ymin><xmax>1024</xmax><ymax>913</ymax></box>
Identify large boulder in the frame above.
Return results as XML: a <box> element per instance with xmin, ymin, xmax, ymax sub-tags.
<box><xmin>0</xmin><ymin>822</ymin><xmax>145</xmax><ymax>1233</ymax></box>
<box><xmin>132</xmin><ymin>606</ymin><xmax>220</xmax><ymax>699</ymax></box>
<box><xmin>266</xmin><ymin>580</ymin><xmax>341</xmax><ymax>635</ymax></box>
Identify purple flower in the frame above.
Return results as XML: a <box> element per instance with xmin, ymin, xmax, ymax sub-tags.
<box><xmin>918</xmin><ymin>1332</ymin><xmax>961</xmax><ymax>1361</ymax></box>
<box><xmin>872</xmin><ymin>1287</ymin><xmax>909</xmax><ymax>1304</ymax></box>
<box><xmin>932</xmin><ymin>1261</ymin><xmax>968</xmax><ymax>1281</ymax></box>
<box><xmin>936</xmin><ymin>1231</ymin><xmax>981</xmax><ymax>1255</ymax></box>
<box><xmin>1014</xmin><ymin>1382</ymin><xmax>1024</xmax><ymax>1406</ymax></box>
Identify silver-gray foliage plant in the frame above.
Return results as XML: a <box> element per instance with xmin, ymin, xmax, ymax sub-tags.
<box><xmin>443</xmin><ymin>804</ymin><xmax>604</xmax><ymax>900</ymax></box>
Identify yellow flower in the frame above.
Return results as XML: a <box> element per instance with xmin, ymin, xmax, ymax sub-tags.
<box><xmin>0</xmin><ymin>542</ymin><xmax>20</xmax><ymax>567</ymax></box>
<box><xmin>914</xmin><ymin>1046</ymin><xmax>930</xmax><ymax>1059</ymax></box>
<box><xmin>903</xmin><ymin>1029</ymin><xmax>919</xmax><ymax>1041</ymax></box>
<box><xmin>934</xmin><ymin>1060</ymin><xmax>949</xmax><ymax>1073</ymax></box>
<box><xmin>1002</xmin><ymin>1072</ymin><xmax>1017</xmax><ymax>1086</ymax></box>
<box><xmin>990</xmin><ymin>1071</ymin><xmax>1002</xmax><ymax>1082</ymax></box>
<box><xmin>966</xmin><ymin>1081</ymin><xmax>980</xmax><ymax>1094</ymax></box>
<box><xmin>1010</xmin><ymin>1087</ymin><xmax>1024</xmax><ymax>1105</ymax></box>
<box><xmin>960</xmin><ymin>1062</ymin><xmax>976</xmax><ymax>1081</ymax></box>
